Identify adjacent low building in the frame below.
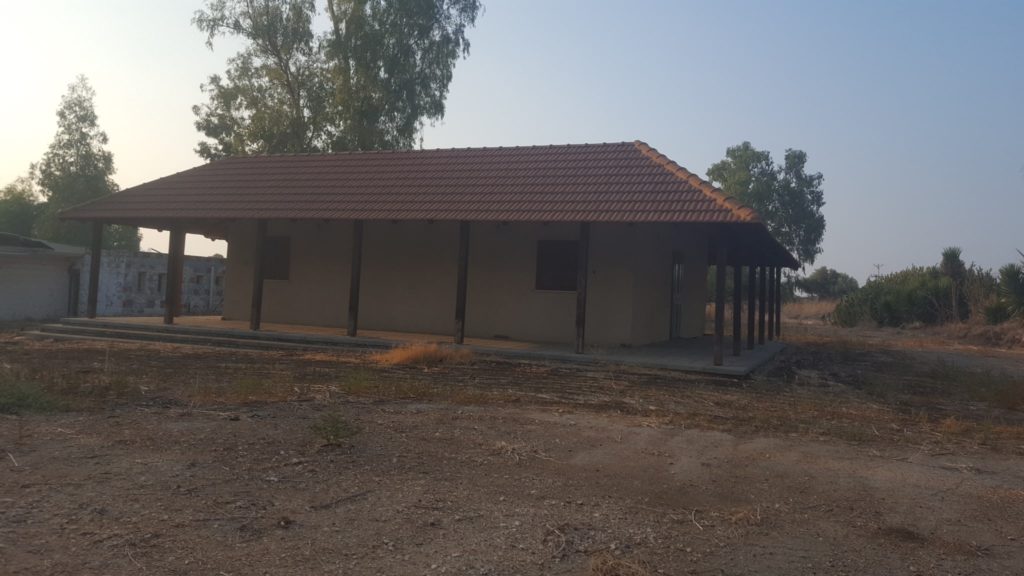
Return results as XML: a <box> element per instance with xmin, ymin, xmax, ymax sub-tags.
<box><xmin>0</xmin><ymin>233</ymin><xmax>84</xmax><ymax>321</ymax></box>
<box><xmin>0</xmin><ymin>232</ymin><xmax>225</xmax><ymax>321</ymax></box>
<box><xmin>61</xmin><ymin>141</ymin><xmax>797</xmax><ymax>365</ymax></box>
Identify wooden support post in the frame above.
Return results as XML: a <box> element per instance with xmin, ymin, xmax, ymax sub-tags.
<box><xmin>249</xmin><ymin>220</ymin><xmax>267</xmax><ymax>331</ymax></box>
<box><xmin>776</xmin><ymin>268</ymin><xmax>783</xmax><ymax>338</ymax></box>
<box><xmin>746</xmin><ymin>265</ymin><xmax>756</xmax><ymax>350</ymax></box>
<box><xmin>86</xmin><ymin>221</ymin><xmax>103</xmax><ymax>318</ymax></box>
<box><xmin>757</xmin><ymin>265</ymin><xmax>767</xmax><ymax>344</ymax></box>
<box><xmin>454</xmin><ymin>221</ymin><xmax>470</xmax><ymax>344</ymax></box>
<box><xmin>346</xmin><ymin>220</ymin><xmax>364</xmax><ymax>337</ymax></box>
<box><xmin>163</xmin><ymin>229</ymin><xmax>186</xmax><ymax>325</ymax></box>
<box><xmin>767</xmin><ymin>267</ymin><xmax>776</xmax><ymax>341</ymax></box>
<box><xmin>575</xmin><ymin>222</ymin><xmax>590</xmax><ymax>354</ymax></box>
<box><xmin>713</xmin><ymin>242</ymin><xmax>727</xmax><ymax>366</ymax></box>
<box><xmin>732</xmin><ymin>264</ymin><xmax>742</xmax><ymax>356</ymax></box>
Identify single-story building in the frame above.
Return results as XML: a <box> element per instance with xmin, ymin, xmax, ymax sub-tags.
<box><xmin>61</xmin><ymin>141</ymin><xmax>797</xmax><ymax>365</ymax></box>
<box><xmin>0</xmin><ymin>233</ymin><xmax>84</xmax><ymax>321</ymax></box>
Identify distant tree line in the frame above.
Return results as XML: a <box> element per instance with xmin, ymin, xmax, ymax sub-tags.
<box><xmin>832</xmin><ymin>247</ymin><xmax>1024</xmax><ymax>327</ymax></box>
<box><xmin>0</xmin><ymin>77</ymin><xmax>138</xmax><ymax>248</ymax></box>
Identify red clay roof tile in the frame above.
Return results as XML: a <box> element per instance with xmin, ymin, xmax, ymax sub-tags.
<box><xmin>61</xmin><ymin>141</ymin><xmax>763</xmax><ymax>225</ymax></box>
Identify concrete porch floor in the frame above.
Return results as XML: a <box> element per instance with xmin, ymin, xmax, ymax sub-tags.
<box><xmin>71</xmin><ymin>316</ymin><xmax>786</xmax><ymax>376</ymax></box>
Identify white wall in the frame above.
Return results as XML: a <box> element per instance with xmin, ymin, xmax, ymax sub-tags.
<box><xmin>0</xmin><ymin>255</ymin><xmax>75</xmax><ymax>321</ymax></box>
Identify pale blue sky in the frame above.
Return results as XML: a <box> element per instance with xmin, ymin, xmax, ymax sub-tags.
<box><xmin>2</xmin><ymin>1</ymin><xmax>1021</xmax><ymax>281</ymax></box>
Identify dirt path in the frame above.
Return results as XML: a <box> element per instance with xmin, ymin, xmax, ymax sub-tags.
<box><xmin>3</xmin><ymin>402</ymin><xmax>1023</xmax><ymax>575</ymax></box>
<box><xmin>1</xmin><ymin>329</ymin><xmax>1023</xmax><ymax>574</ymax></box>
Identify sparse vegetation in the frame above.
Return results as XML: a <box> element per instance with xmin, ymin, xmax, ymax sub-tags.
<box><xmin>0</xmin><ymin>380</ymin><xmax>63</xmax><ymax>414</ymax></box>
<box><xmin>370</xmin><ymin>343</ymin><xmax>473</xmax><ymax>367</ymax></box>
<box><xmin>310</xmin><ymin>411</ymin><xmax>358</xmax><ymax>445</ymax></box>
<box><xmin>588</xmin><ymin>551</ymin><xmax>650</xmax><ymax>576</ymax></box>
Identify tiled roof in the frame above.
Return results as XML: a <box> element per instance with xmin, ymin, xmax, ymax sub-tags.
<box><xmin>62</xmin><ymin>141</ymin><xmax>761</xmax><ymax>224</ymax></box>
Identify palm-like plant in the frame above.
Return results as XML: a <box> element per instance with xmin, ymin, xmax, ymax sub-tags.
<box><xmin>939</xmin><ymin>247</ymin><xmax>967</xmax><ymax>321</ymax></box>
<box><xmin>998</xmin><ymin>250</ymin><xmax>1024</xmax><ymax>319</ymax></box>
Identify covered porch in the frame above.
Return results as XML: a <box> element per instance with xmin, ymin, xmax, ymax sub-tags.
<box><xmin>47</xmin><ymin>315</ymin><xmax>786</xmax><ymax>376</ymax></box>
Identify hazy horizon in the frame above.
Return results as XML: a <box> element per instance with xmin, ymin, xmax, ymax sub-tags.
<box><xmin>2</xmin><ymin>1</ymin><xmax>1022</xmax><ymax>283</ymax></box>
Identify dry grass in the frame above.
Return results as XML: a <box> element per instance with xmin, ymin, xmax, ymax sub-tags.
<box><xmin>784</xmin><ymin>299</ymin><xmax>837</xmax><ymax>322</ymax></box>
<box><xmin>588</xmin><ymin>551</ymin><xmax>650</xmax><ymax>576</ymax></box>
<box><xmin>370</xmin><ymin>343</ymin><xmax>474</xmax><ymax>366</ymax></box>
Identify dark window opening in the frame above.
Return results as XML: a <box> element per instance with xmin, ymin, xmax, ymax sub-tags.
<box><xmin>194</xmin><ymin>274</ymin><xmax>205</xmax><ymax>285</ymax></box>
<box><xmin>535</xmin><ymin>240</ymin><xmax>578</xmax><ymax>291</ymax></box>
<box><xmin>214</xmin><ymin>275</ymin><xmax>223</xmax><ymax>287</ymax></box>
<box><xmin>136</xmin><ymin>271</ymin><xmax>146</xmax><ymax>291</ymax></box>
<box><xmin>157</xmin><ymin>273</ymin><xmax>167</xmax><ymax>295</ymax></box>
<box><xmin>263</xmin><ymin>236</ymin><xmax>291</xmax><ymax>280</ymax></box>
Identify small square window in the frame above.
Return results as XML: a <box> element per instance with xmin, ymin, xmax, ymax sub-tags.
<box><xmin>263</xmin><ymin>236</ymin><xmax>291</xmax><ymax>281</ymax></box>
<box><xmin>535</xmin><ymin>240</ymin><xmax>578</xmax><ymax>291</ymax></box>
<box><xmin>194</xmin><ymin>275</ymin><xmax>205</xmax><ymax>285</ymax></box>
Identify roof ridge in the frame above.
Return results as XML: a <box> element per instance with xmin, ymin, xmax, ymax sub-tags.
<box><xmin>231</xmin><ymin>141</ymin><xmax>638</xmax><ymax>159</ymax></box>
<box><xmin>631</xmin><ymin>140</ymin><xmax>760</xmax><ymax>223</ymax></box>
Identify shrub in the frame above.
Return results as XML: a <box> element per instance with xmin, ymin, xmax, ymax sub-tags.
<box><xmin>998</xmin><ymin>261</ymin><xmax>1024</xmax><ymax>318</ymax></box>
<box><xmin>984</xmin><ymin>301</ymin><xmax>1012</xmax><ymax>325</ymax></box>
<box><xmin>0</xmin><ymin>381</ymin><xmax>63</xmax><ymax>414</ymax></box>
<box><xmin>833</xmin><ymin>267</ymin><xmax>951</xmax><ymax>327</ymax></box>
<box><xmin>310</xmin><ymin>412</ymin><xmax>358</xmax><ymax>445</ymax></box>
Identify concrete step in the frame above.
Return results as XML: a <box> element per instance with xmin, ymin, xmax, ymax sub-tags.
<box><xmin>54</xmin><ymin>318</ymin><xmax>391</xmax><ymax>350</ymax></box>
<box><xmin>33</xmin><ymin>323</ymin><xmax>345</xmax><ymax>352</ymax></box>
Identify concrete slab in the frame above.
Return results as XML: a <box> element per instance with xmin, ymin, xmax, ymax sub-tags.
<box><xmin>56</xmin><ymin>316</ymin><xmax>785</xmax><ymax>376</ymax></box>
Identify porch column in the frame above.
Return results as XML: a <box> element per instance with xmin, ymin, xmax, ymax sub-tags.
<box><xmin>767</xmin><ymin>267</ymin><xmax>776</xmax><ymax>341</ymax></box>
<box><xmin>575</xmin><ymin>222</ymin><xmax>590</xmax><ymax>354</ymax></box>
<box><xmin>346</xmin><ymin>220</ymin><xmax>364</xmax><ymax>337</ymax></box>
<box><xmin>249</xmin><ymin>220</ymin><xmax>267</xmax><ymax>331</ymax></box>
<box><xmin>732</xmin><ymin>264</ymin><xmax>742</xmax><ymax>356</ymax></box>
<box><xmin>86</xmin><ymin>221</ymin><xmax>103</xmax><ymax>318</ymax></box>
<box><xmin>713</xmin><ymin>242</ymin><xmax>727</xmax><ymax>366</ymax></box>
<box><xmin>775</xmin><ymin>268</ymin><xmax>783</xmax><ymax>338</ymax></box>
<box><xmin>758</xmin><ymin>265</ymin><xmax>767</xmax><ymax>344</ymax></box>
<box><xmin>454</xmin><ymin>221</ymin><xmax>470</xmax><ymax>344</ymax></box>
<box><xmin>163</xmin><ymin>229</ymin><xmax>186</xmax><ymax>325</ymax></box>
<box><xmin>746</xmin><ymin>265</ymin><xmax>756</xmax><ymax>350</ymax></box>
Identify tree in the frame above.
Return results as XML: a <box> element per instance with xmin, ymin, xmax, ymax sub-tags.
<box><xmin>939</xmin><ymin>246</ymin><xmax>967</xmax><ymax>321</ymax></box>
<box><xmin>707</xmin><ymin>142</ymin><xmax>826</xmax><ymax>267</ymax></box>
<box><xmin>795</xmin><ymin>267</ymin><xmax>859</xmax><ymax>299</ymax></box>
<box><xmin>0</xmin><ymin>177</ymin><xmax>41</xmax><ymax>237</ymax></box>
<box><xmin>192</xmin><ymin>0</ymin><xmax>481</xmax><ymax>160</ymax></box>
<box><xmin>33</xmin><ymin>77</ymin><xmax>139</xmax><ymax>249</ymax></box>
<box><xmin>997</xmin><ymin>251</ymin><xmax>1024</xmax><ymax>319</ymax></box>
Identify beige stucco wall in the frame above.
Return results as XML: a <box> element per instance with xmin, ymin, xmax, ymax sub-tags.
<box><xmin>0</xmin><ymin>255</ymin><xmax>74</xmax><ymax>321</ymax></box>
<box><xmin>223</xmin><ymin>220</ymin><xmax>711</xmax><ymax>346</ymax></box>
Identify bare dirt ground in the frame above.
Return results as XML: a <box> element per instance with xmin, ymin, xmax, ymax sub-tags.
<box><xmin>1</xmin><ymin>322</ymin><xmax>1023</xmax><ymax>575</ymax></box>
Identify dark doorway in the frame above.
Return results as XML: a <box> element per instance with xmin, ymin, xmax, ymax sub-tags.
<box><xmin>67</xmin><ymin>268</ymin><xmax>81</xmax><ymax>317</ymax></box>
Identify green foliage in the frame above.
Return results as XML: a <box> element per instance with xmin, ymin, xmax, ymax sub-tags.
<box><xmin>310</xmin><ymin>411</ymin><xmax>358</xmax><ymax>444</ymax></box>
<box><xmin>707</xmin><ymin>142</ymin><xmax>826</xmax><ymax>267</ymax></box>
<box><xmin>0</xmin><ymin>178</ymin><xmax>41</xmax><ymax>237</ymax></box>
<box><xmin>192</xmin><ymin>0</ymin><xmax>481</xmax><ymax>159</ymax></box>
<box><xmin>983</xmin><ymin>300</ymin><xmax>1012</xmax><ymax>325</ymax></box>
<box><xmin>795</xmin><ymin>267</ymin><xmax>859</xmax><ymax>299</ymax></box>
<box><xmin>833</xmin><ymin>267</ymin><xmax>952</xmax><ymax>327</ymax></box>
<box><xmin>0</xmin><ymin>381</ymin><xmax>63</xmax><ymax>415</ymax></box>
<box><xmin>997</xmin><ymin>258</ymin><xmax>1024</xmax><ymax>319</ymax></box>
<box><xmin>29</xmin><ymin>77</ymin><xmax>139</xmax><ymax>248</ymax></box>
